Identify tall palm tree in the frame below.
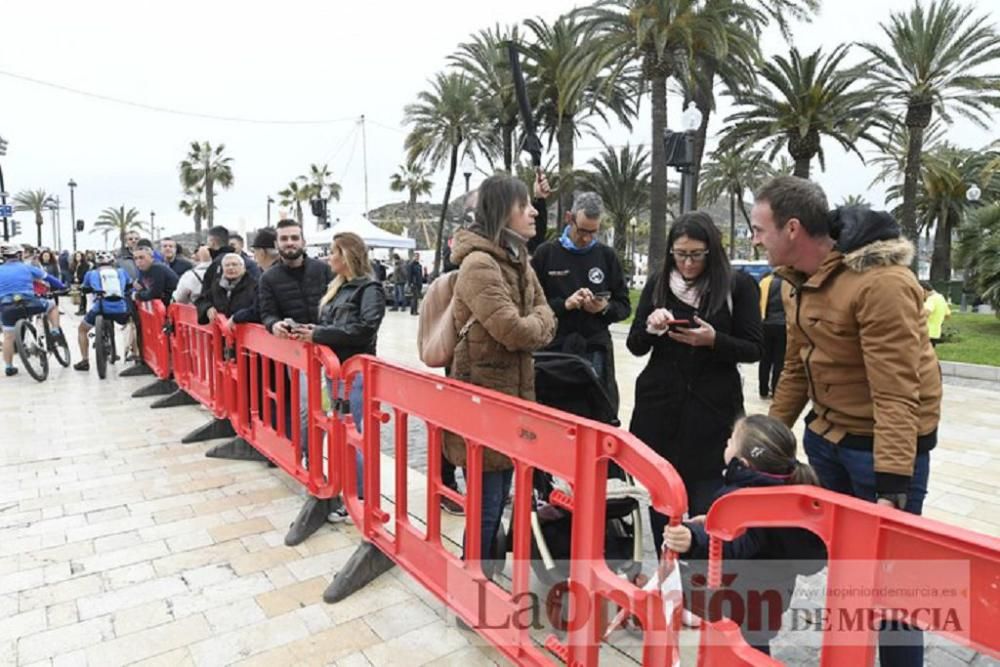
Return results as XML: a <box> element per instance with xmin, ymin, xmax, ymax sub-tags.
<box><xmin>860</xmin><ymin>0</ymin><xmax>1000</xmax><ymax>254</ymax></box>
<box><xmin>699</xmin><ymin>147</ymin><xmax>773</xmax><ymax>258</ymax></box>
<box><xmin>722</xmin><ymin>45</ymin><xmax>888</xmax><ymax>180</ymax></box>
<box><xmin>12</xmin><ymin>189</ymin><xmax>55</xmax><ymax>247</ymax></box>
<box><xmin>300</xmin><ymin>163</ymin><xmax>342</xmax><ymax>210</ymax></box>
<box><xmin>840</xmin><ymin>194</ymin><xmax>872</xmax><ymax>207</ymax></box>
<box><xmin>277</xmin><ymin>180</ymin><xmax>309</xmax><ymax>225</ymax></box>
<box><xmin>957</xmin><ymin>203</ymin><xmax>1000</xmax><ymax>311</ymax></box>
<box><xmin>178</xmin><ymin>141</ymin><xmax>234</xmax><ymax>235</ymax></box>
<box><xmin>578</xmin><ymin>0</ymin><xmax>742</xmax><ymax>273</ymax></box>
<box><xmin>449</xmin><ymin>24</ymin><xmax>521</xmax><ymax>172</ymax></box>
<box><xmin>578</xmin><ymin>142</ymin><xmax>650</xmax><ymax>261</ymax></box>
<box><xmin>403</xmin><ymin>72</ymin><xmax>487</xmax><ymax>275</ymax></box>
<box><xmin>177</xmin><ymin>186</ymin><xmax>209</xmax><ymax>236</ymax></box>
<box><xmin>523</xmin><ymin>16</ymin><xmax>637</xmax><ymax>224</ymax></box>
<box><xmin>93</xmin><ymin>206</ymin><xmax>143</xmax><ymax>250</ymax></box>
<box><xmin>389</xmin><ymin>161</ymin><xmax>435</xmax><ymax>248</ymax></box>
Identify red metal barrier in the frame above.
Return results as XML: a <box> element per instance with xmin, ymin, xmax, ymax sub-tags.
<box><xmin>700</xmin><ymin>486</ymin><xmax>1000</xmax><ymax>666</ymax></box>
<box><xmin>167</xmin><ymin>303</ymin><xmax>226</xmax><ymax>417</ymax></box>
<box><xmin>134</xmin><ymin>299</ymin><xmax>171</xmax><ymax>380</ymax></box>
<box><xmin>231</xmin><ymin>321</ymin><xmax>342</xmax><ymax>498</ymax></box>
<box><xmin>339</xmin><ymin>355</ymin><xmax>689</xmax><ymax>667</ymax></box>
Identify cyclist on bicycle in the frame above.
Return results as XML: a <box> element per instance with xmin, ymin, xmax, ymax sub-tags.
<box><xmin>74</xmin><ymin>251</ymin><xmax>132</xmax><ymax>372</ymax></box>
<box><xmin>0</xmin><ymin>244</ymin><xmax>67</xmax><ymax>377</ymax></box>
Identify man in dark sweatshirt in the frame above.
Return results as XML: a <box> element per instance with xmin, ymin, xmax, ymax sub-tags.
<box><xmin>530</xmin><ymin>191</ymin><xmax>631</xmax><ymax>416</ymax></box>
<box><xmin>132</xmin><ymin>245</ymin><xmax>178</xmax><ymax>305</ymax></box>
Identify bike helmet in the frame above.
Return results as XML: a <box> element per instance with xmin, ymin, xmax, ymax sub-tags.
<box><xmin>95</xmin><ymin>251</ymin><xmax>115</xmax><ymax>265</ymax></box>
<box><xmin>0</xmin><ymin>243</ymin><xmax>21</xmax><ymax>259</ymax></box>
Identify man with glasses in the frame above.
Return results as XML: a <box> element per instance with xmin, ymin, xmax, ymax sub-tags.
<box><xmin>531</xmin><ymin>191</ymin><xmax>631</xmax><ymax>416</ymax></box>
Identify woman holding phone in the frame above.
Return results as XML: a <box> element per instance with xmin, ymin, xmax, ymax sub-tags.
<box><xmin>626</xmin><ymin>212</ymin><xmax>763</xmax><ymax>556</ymax></box>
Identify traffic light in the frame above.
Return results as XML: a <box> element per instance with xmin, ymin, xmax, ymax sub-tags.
<box><xmin>10</xmin><ymin>220</ymin><xmax>21</xmax><ymax>236</ymax></box>
<box><xmin>76</xmin><ymin>219</ymin><xmax>85</xmax><ymax>232</ymax></box>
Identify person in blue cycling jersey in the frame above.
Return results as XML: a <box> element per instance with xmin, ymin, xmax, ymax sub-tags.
<box><xmin>74</xmin><ymin>251</ymin><xmax>132</xmax><ymax>372</ymax></box>
<box><xmin>0</xmin><ymin>244</ymin><xmax>67</xmax><ymax>377</ymax></box>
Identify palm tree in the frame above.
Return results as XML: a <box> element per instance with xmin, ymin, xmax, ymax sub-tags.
<box><xmin>840</xmin><ymin>194</ymin><xmax>872</xmax><ymax>207</ymax></box>
<box><xmin>177</xmin><ymin>186</ymin><xmax>209</xmax><ymax>236</ymax></box>
<box><xmin>404</xmin><ymin>72</ymin><xmax>488</xmax><ymax>275</ymax></box>
<box><xmin>277</xmin><ymin>180</ymin><xmax>309</xmax><ymax>225</ymax></box>
<box><xmin>449</xmin><ymin>24</ymin><xmax>521</xmax><ymax>172</ymax></box>
<box><xmin>523</xmin><ymin>16</ymin><xmax>637</xmax><ymax>224</ymax></box>
<box><xmin>699</xmin><ymin>147</ymin><xmax>773</xmax><ymax>258</ymax></box>
<box><xmin>12</xmin><ymin>189</ymin><xmax>55</xmax><ymax>247</ymax></box>
<box><xmin>578</xmin><ymin>142</ymin><xmax>650</xmax><ymax>261</ymax></box>
<box><xmin>93</xmin><ymin>206</ymin><xmax>143</xmax><ymax>250</ymax></box>
<box><xmin>957</xmin><ymin>204</ymin><xmax>1000</xmax><ymax>311</ymax></box>
<box><xmin>300</xmin><ymin>163</ymin><xmax>342</xmax><ymax>212</ymax></box>
<box><xmin>869</xmin><ymin>121</ymin><xmax>947</xmax><ymax>197</ymax></box>
<box><xmin>178</xmin><ymin>141</ymin><xmax>234</xmax><ymax>235</ymax></box>
<box><xmin>860</xmin><ymin>0</ymin><xmax>1000</xmax><ymax>254</ymax></box>
<box><xmin>722</xmin><ymin>45</ymin><xmax>888</xmax><ymax>180</ymax></box>
<box><xmin>390</xmin><ymin>161</ymin><xmax>435</xmax><ymax>248</ymax></box>
<box><xmin>578</xmin><ymin>0</ymin><xmax>745</xmax><ymax>273</ymax></box>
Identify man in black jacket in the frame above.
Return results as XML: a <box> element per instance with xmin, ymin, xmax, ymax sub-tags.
<box><xmin>258</xmin><ymin>220</ymin><xmax>333</xmax><ymax>335</ymax></box>
<box><xmin>407</xmin><ymin>253</ymin><xmax>424</xmax><ymax>315</ymax></box>
<box><xmin>531</xmin><ymin>191</ymin><xmax>631</xmax><ymax>417</ymax></box>
<box><xmin>757</xmin><ymin>272</ymin><xmax>786</xmax><ymax>399</ymax></box>
<box><xmin>160</xmin><ymin>238</ymin><xmax>193</xmax><ymax>278</ymax></box>
<box><xmin>132</xmin><ymin>246</ymin><xmax>179</xmax><ymax>305</ymax></box>
<box><xmin>202</xmin><ymin>226</ymin><xmax>261</xmax><ymax>294</ymax></box>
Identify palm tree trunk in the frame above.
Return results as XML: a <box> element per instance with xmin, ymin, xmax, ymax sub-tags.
<box><xmin>690</xmin><ymin>66</ymin><xmax>716</xmax><ymax>210</ymax></box>
<box><xmin>613</xmin><ymin>216</ymin><xmax>627</xmax><ymax>260</ymax></box>
<box><xmin>738</xmin><ymin>198</ymin><xmax>760</xmax><ymax>260</ymax></box>
<box><xmin>193</xmin><ymin>209</ymin><xmax>202</xmax><ymax>238</ymax></box>
<box><xmin>901</xmin><ymin>120</ymin><xmax>926</xmax><ymax>267</ymax></box>
<box><xmin>205</xmin><ymin>176</ymin><xmax>215</xmax><ymax>230</ymax></box>
<box><xmin>793</xmin><ymin>158</ymin><xmax>811</xmax><ymax>179</ymax></box>
<box><xmin>35</xmin><ymin>213</ymin><xmax>43</xmax><ymax>247</ymax></box>
<box><xmin>433</xmin><ymin>144</ymin><xmax>460</xmax><ymax>276</ymax></box>
<box><xmin>557</xmin><ymin>119</ymin><xmax>574</xmax><ymax>227</ymax></box>
<box><xmin>729</xmin><ymin>191</ymin><xmax>737</xmax><ymax>259</ymax></box>
<box><xmin>649</xmin><ymin>72</ymin><xmax>668</xmax><ymax>275</ymax></box>
<box><xmin>930</xmin><ymin>207</ymin><xmax>951</xmax><ymax>283</ymax></box>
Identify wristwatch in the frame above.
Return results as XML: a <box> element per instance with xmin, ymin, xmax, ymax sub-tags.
<box><xmin>876</xmin><ymin>492</ymin><xmax>907</xmax><ymax>510</ymax></box>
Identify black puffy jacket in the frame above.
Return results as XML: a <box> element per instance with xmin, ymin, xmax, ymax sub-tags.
<box><xmin>312</xmin><ymin>277</ymin><xmax>386</xmax><ymax>363</ymax></box>
<box><xmin>196</xmin><ymin>273</ymin><xmax>257</xmax><ymax>324</ymax></box>
<box><xmin>257</xmin><ymin>258</ymin><xmax>333</xmax><ymax>332</ymax></box>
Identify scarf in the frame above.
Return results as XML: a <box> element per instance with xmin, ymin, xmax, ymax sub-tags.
<box><xmin>559</xmin><ymin>225</ymin><xmax>597</xmax><ymax>254</ymax></box>
<box><xmin>669</xmin><ymin>269</ymin><xmax>704</xmax><ymax>309</ymax></box>
<box><xmin>218</xmin><ymin>274</ymin><xmax>240</xmax><ymax>297</ymax></box>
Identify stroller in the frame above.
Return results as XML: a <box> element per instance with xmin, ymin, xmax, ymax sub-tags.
<box><xmin>526</xmin><ymin>351</ymin><xmax>645</xmax><ymax>587</ymax></box>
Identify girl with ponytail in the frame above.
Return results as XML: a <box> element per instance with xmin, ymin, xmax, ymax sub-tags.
<box><xmin>663</xmin><ymin>414</ymin><xmax>827</xmax><ymax>656</ymax></box>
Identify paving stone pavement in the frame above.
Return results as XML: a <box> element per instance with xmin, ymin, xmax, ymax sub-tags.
<box><xmin>1</xmin><ymin>309</ymin><xmax>998</xmax><ymax>666</ymax></box>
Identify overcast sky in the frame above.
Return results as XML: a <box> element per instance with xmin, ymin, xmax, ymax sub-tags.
<box><xmin>2</xmin><ymin>0</ymin><xmax>996</xmax><ymax>249</ymax></box>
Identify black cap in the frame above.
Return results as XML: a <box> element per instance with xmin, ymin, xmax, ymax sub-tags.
<box><xmin>250</xmin><ymin>228</ymin><xmax>277</xmax><ymax>249</ymax></box>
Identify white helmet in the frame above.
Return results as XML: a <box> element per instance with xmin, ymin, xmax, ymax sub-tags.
<box><xmin>95</xmin><ymin>251</ymin><xmax>115</xmax><ymax>265</ymax></box>
<box><xmin>0</xmin><ymin>244</ymin><xmax>21</xmax><ymax>259</ymax></box>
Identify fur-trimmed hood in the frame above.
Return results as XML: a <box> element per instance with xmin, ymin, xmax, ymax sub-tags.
<box><xmin>842</xmin><ymin>237</ymin><xmax>915</xmax><ymax>273</ymax></box>
<box><xmin>832</xmin><ymin>206</ymin><xmax>913</xmax><ymax>273</ymax></box>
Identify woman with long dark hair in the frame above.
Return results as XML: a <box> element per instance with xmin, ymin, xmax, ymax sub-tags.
<box><xmin>70</xmin><ymin>251</ymin><xmax>91</xmax><ymax>315</ymax></box>
<box><xmin>627</xmin><ymin>211</ymin><xmax>763</xmax><ymax>555</ymax></box>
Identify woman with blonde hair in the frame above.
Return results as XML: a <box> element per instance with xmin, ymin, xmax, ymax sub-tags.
<box><xmin>294</xmin><ymin>232</ymin><xmax>386</xmax><ymax>520</ymax></box>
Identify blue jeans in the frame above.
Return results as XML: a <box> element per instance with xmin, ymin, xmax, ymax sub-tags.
<box><xmin>463</xmin><ymin>468</ymin><xmax>513</xmax><ymax>572</ymax></box>
<box><xmin>328</xmin><ymin>377</ymin><xmax>365</xmax><ymax>500</ymax></box>
<box><xmin>393</xmin><ymin>284</ymin><xmax>406</xmax><ymax>309</ymax></box>
<box><xmin>803</xmin><ymin>429</ymin><xmax>930</xmax><ymax>667</ymax></box>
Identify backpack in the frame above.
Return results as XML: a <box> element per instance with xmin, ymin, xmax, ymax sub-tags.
<box><xmin>417</xmin><ymin>271</ymin><xmax>474</xmax><ymax>368</ymax></box>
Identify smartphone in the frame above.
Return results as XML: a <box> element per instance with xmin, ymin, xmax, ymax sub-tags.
<box><xmin>282</xmin><ymin>318</ymin><xmax>297</xmax><ymax>329</ymax></box>
<box><xmin>665</xmin><ymin>319</ymin><xmax>692</xmax><ymax>329</ymax></box>
<box><xmin>594</xmin><ymin>291</ymin><xmax>611</xmax><ymax>299</ymax></box>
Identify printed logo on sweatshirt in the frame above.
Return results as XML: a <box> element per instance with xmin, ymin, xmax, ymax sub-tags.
<box><xmin>588</xmin><ymin>267</ymin><xmax>605</xmax><ymax>284</ymax></box>
<box><xmin>547</xmin><ymin>270</ymin><xmax>570</xmax><ymax>277</ymax></box>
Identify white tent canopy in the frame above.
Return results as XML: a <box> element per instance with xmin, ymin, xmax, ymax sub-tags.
<box><xmin>312</xmin><ymin>215</ymin><xmax>416</xmax><ymax>250</ymax></box>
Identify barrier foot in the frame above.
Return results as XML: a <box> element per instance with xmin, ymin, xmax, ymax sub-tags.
<box><xmin>132</xmin><ymin>378</ymin><xmax>177</xmax><ymax>398</ymax></box>
<box><xmin>150</xmin><ymin>389</ymin><xmax>200</xmax><ymax>409</ymax></box>
<box><xmin>119</xmin><ymin>362</ymin><xmax>154</xmax><ymax>377</ymax></box>
<box><xmin>205</xmin><ymin>437</ymin><xmax>275</xmax><ymax>466</ymax></box>
<box><xmin>181</xmin><ymin>418</ymin><xmax>236</xmax><ymax>444</ymax></box>
<box><xmin>323</xmin><ymin>542</ymin><xmax>396</xmax><ymax>603</ymax></box>
<box><xmin>284</xmin><ymin>496</ymin><xmax>335</xmax><ymax>547</ymax></box>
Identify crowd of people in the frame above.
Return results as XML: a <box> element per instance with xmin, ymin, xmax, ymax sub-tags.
<box><xmin>0</xmin><ymin>172</ymin><xmax>948</xmax><ymax>663</ymax></box>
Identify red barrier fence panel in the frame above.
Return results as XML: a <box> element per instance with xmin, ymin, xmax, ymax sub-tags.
<box><xmin>231</xmin><ymin>322</ymin><xmax>341</xmax><ymax>499</ymax></box>
<box><xmin>701</xmin><ymin>486</ymin><xmax>1000</xmax><ymax>666</ymax></box>
<box><xmin>339</xmin><ymin>355</ymin><xmax>689</xmax><ymax>667</ymax></box>
<box><xmin>167</xmin><ymin>303</ymin><xmax>224</xmax><ymax>416</ymax></box>
<box><xmin>135</xmin><ymin>299</ymin><xmax>171</xmax><ymax>380</ymax></box>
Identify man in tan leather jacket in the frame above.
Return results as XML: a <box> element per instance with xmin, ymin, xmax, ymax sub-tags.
<box><xmin>750</xmin><ymin>176</ymin><xmax>941</xmax><ymax>666</ymax></box>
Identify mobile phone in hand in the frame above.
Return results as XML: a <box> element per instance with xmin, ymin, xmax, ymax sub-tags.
<box><xmin>594</xmin><ymin>291</ymin><xmax>611</xmax><ymax>299</ymax></box>
<box><xmin>665</xmin><ymin>319</ymin><xmax>692</xmax><ymax>330</ymax></box>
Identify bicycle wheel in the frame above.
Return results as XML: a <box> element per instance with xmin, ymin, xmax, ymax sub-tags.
<box><xmin>94</xmin><ymin>316</ymin><xmax>108</xmax><ymax>380</ymax></box>
<box><xmin>15</xmin><ymin>319</ymin><xmax>49</xmax><ymax>382</ymax></box>
<box><xmin>46</xmin><ymin>320</ymin><xmax>72</xmax><ymax>368</ymax></box>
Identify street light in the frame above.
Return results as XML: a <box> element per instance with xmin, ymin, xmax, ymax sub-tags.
<box><xmin>0</xmin><ymin>135</ymin><xmax>7</xmax><ymax>242</ymax></box>
<box><xmin>967</xmin><ymin>184</ymin><xmax>982</xmax><ymax>203</ymax></box>
<box><xmin>461</xmin><ymin>156</ymin><xmax>475</xmax><ymax>194</ymax></box>
<box><xmin>679</xmin><ymin>102</ymin><xmax>703</xmax><ymax>214</ymax></box>
<box><xmin>267</xmin><ymin>196</ymin><xmax>274</xmax><ymax>226</ymax></box>
<box><xmin>629</xmin><ymin>216</ymin><xmax>638</xmax><ymax>287</ymax></box>
<box><xmin>68</xmin><ymin>179</ymin><xmax>77</xmax><ymax>252</ymax></box>
<box><xmin>150</xmin><ymin>211</ymin><xmax>156</xmax><ymax>241</ymax></box>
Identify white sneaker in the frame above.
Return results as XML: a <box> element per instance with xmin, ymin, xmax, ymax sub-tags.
<box><xmin>326</xmin><ymin>505</ymin><xmax>352</xmax><ymax>524</ymax></box>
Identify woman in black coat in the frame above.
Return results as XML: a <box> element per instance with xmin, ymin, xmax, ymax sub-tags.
<box><xmin>627</xmin><ymin>212</ymin><xmax>763</xmax><ymax>555</ymax></box>
<box><xmin>195</xmin><ymin>254</ymin><xmax>257</xmax><ymax>324</ymax></box>
<box><xmin>71</xmin><ymin>251</ymin><xmax>91</xmax><ymax>315</ymax></box>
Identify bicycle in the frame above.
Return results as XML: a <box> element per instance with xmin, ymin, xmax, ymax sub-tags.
<box><xmin>89</xmin><ymin>291</ymin><xmax>123</xmax><ymax>380</ymax></box>
<box><xmin>6</xmin><ymin>290</ymin><xmax>72</xmax><ymax>382</ymax></box>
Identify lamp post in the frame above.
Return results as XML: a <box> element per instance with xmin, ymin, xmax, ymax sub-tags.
<box><xmin>267</xmin><ymin>196</ymin><xmax>274</xmax><ymax>226</ymax></box>
<box><xmin>680</xmin><ymin>102</ymin><xmax>703</xmax><ymax>214</ymax></box>
<box><xmin>629</xmin><ymin>216</ymin><xmax>638</xmax><ymax>287</ymax></box>
<box><xmin>967</xmin><ymin>184</ymin><xmax>982</xmax><ymax>203</ymax></box>
<box><xmin>461</xmin><ymin>156</ymin><xmax>475</xmax><ymax>194</ymax></box>
<box><xmin>0</xmin><ymin>134</ymin><xmax>8</xmax><ymax>241</ymax></box>
<box><xmin>68</xmin><ymin>179</ymin><xmax>77</xmax><ymax>252</ymax></box>
<box><xmin>150</xmin><ymin>211</ymin><xmax>156</xmax><ymax>241</ymax></box>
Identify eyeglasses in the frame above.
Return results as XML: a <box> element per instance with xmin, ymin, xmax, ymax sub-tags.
<box><xmin>573</xmin><ymin>224</ymin><xmax>600</xmax><ymax>238</ymax></box>
<box><xmin>670</xmin><ymin>249</ymin><xmax>709</xmax><ymax>263</ymax></box>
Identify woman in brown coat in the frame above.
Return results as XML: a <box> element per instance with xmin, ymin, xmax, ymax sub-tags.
<box><xmin>445</xmin><ymin>174</ymin><xmax>556</xmax><ymax>568</ymax></box>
